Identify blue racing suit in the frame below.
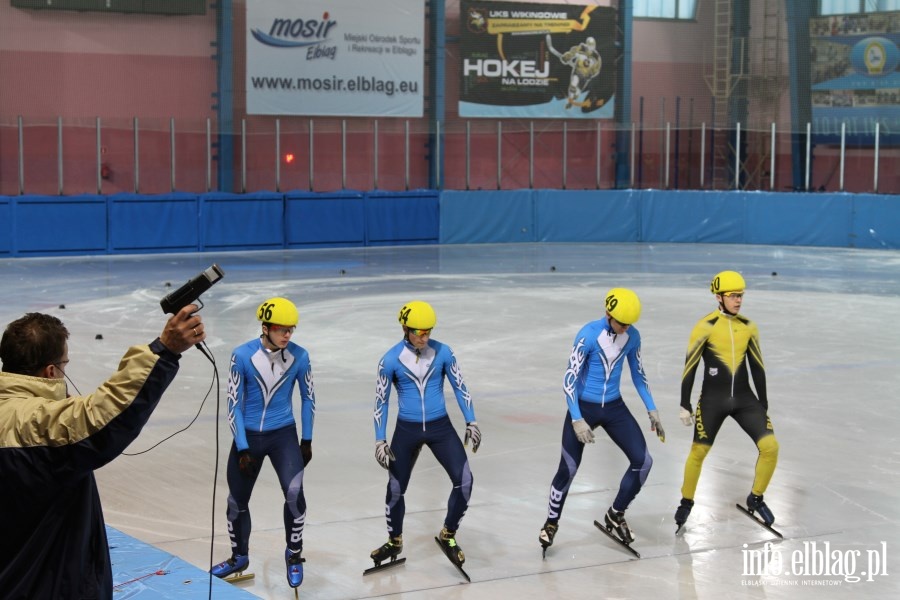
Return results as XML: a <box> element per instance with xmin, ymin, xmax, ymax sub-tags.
<box><xmin>224</xmin><ymin>337</ymin><xmax>316</xmax><ymax>555</ymax></box>
<box><xmin>546</xmin><ymin>317</ymin><xmax>656</xmax><ymax>523</ymax></box>
<box><xmin>373</xmin><ymin>337</ymin><xmax>475</xmax><ymax>537</ymax></box>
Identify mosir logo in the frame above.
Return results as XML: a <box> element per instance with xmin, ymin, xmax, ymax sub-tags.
<box><xmin>251</xmin><ymin>12</ymin><xmax>338</xmax><ymax>48</ymax></box>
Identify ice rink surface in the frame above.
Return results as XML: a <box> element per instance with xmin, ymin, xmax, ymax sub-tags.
<box><xmin>2</xmin><ymin>242</ymin><xmax>898</xmax><ymax>599</ymax></box>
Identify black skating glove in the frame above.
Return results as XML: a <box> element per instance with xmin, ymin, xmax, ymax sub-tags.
<box><xmin>301</xmin><ymin>439</ymin><xmax>312</xmax><ymax>466</ymax></box>
<box><xmin>237</xmin><ymin>449</ymin><xmax>259</xmax><ymax>479</ymax></box>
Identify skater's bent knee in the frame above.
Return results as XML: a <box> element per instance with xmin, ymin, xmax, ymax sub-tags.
<box><xmin>757</xmin><ymin>435</ymin><xmax>778</xmax><ymax>457</ymax></box>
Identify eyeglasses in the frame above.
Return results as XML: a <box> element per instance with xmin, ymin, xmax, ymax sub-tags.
<box><xmin>722</xmin><ymin>292</ymin><xmax>744</xmax><ymax>299</ymax></box>
<box><xmin>610</xmin><ymin>317</ymin><xmax>631</xmax><ymax>328</ymax></box>
<box><xmin>408</xmin><ymin>328</ymin><xmax>432</xmax><ymax>336</ymax></box>
<box><xmin>268</xmin><ymin>325</ymin><xmax>296</xmax><ymax>334</ymax></box>
<box><xmin>52</xmin><ymin>359</ymin><xmax>69</xmax><ymax>372</ymax></box>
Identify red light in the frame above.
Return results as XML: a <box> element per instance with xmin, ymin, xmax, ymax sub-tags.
<box><xmin>285</xmin><ymin>153</ymin><xmax>295</xmax><ymax>164</ymax></box>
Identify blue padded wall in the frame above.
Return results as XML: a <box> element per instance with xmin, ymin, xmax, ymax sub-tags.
<box><xmin>535</xmin><ymin>190</ymin><xmax>639</xmax><ymax>242</ymax></box>
<box><xmin>199</xmin><ymin>192</ymin><xmax>285</xmax><ymax>251</ymax></box>
<box><xmin>440</xmin><ymin>190</ymin><xmax>535</xmax><ymax>243</ymax></box>
<box><xmin>285</xmin><ymin>191</ymin><xmax>366</xmax><ymax>248</ymax></box>
<box><xmin>0</xmin><ymin>196</ymin><xmax>11</xmax><ymax>256</ymax></box>
<box><xmin>13</xmin><ymin>195</ymin><xmax>107</xmax><ymax>256</ymax></box>
<box><xmin>367</xmin><ymin>190</ymin><xmax>439</xmax><ymax>246</ymax></box>
<box><xmin>109</xmin><ymin>193</ymin><xmax>199</xmax><ymax>254</ymax></box>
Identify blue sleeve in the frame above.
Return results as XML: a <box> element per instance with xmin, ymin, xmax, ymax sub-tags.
<box><xmin>227</xmin><ymin>351</ymin><xmax>250</xmax><ymax>452</ymax></box>
<box><xmin>563</xmin><ymin>331</ymin><xmax>589</xmax><ymax>421</ymax></box>
<box><xmin>373</xmin><ymin>357</ymin><xmax>393</xmax><ymax>441</ymax></box>
<box><xmin>444</xmin><ymin>348</ymin><xmax>475</xmax><ymax>422</ymax></box>
<box><xmin>627</xmin><ymin>331</ymin><xmax>656</xmax><ymax>412</ymax></box>
<box><xmin>296</xmin><ymin>351</ymin><xmax>316</xmax><ymax>440</ymax></box>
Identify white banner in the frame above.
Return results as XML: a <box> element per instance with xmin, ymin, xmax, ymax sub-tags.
<box><xmin>246</xmin><ymin>0</ymin><xmax>424</xmax><ymax>116</ymax></box>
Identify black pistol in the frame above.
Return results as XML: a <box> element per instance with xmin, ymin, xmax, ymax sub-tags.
<box><xmin>160</xmin><ymin>264</ymin><xmax>225</xmax><ymax>314</ymax></box>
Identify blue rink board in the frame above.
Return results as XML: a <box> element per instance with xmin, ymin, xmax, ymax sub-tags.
<box><xmin>109</xmin><ymin>527</ymin><xmax>257</xmax><ymax>599</ymax></box>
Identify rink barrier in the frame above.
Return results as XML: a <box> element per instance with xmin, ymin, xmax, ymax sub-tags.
<box><xmin>0</xmin><ymin>189</ymin><xmax>897</xmax><ymax>256</ymax></box>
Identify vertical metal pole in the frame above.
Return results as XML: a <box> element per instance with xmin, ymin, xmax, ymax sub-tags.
<box><xmin>804</xmin><ymin>122</ymin><xmax>811</xmax><ymax>191</ymax></box>
<box><xmin>18</xmin><ymin>116</ymin><xmax>25</xmax><ymax>195</ymax></box>
<box><xmin>373</xmin><ymin>120</ymin><xmax>379</xmax><ymax>190</ymax></box>
<box><xmin>96</xmin><ymin>117</ymin><xmax>102</xmax><ymax>194</ymax></box>
<box><xmin>700</xmin><ymin>122</ymin><xmax>706</xmax><ymax>189</ymax></box>
<box><xmin>529</xmin><ymin>121</ymin><xmax>534</xmax><ymax>189</ymax></box>
<box><xmin>630</xmin><ymin>123</ymin><xmax>636</xmax><ymax>188</ymax></box>
<box><xmin>874</xmin><ymin>121</ymin><xmax>880</xmax><ymax>193</ymax></box>
<box><xmin>596</xmin><ymin>121</ymin><xmax>601</xmax><ymax>189</ymax></box>
<box><xmin>664</xmin><ymin>122</ymin><xmax>671</xmax><ymax>189</ymax></box>
<box><xmin>404</xmin><ymin>120</ymin><xmax>410</xmax><ymax>191</ymax></box>
<box><xmin>674</xmin><ymin>96</ymin><xmax>681</xmax><ymax>189</ymax></box>
<box><xmin>57</xmin><ymin>116</ymin><xmax>64</xmax><ymax>195</ymax></box>
<box><xmin>734</xmin><ymin>122</ymin><xmax>741</xmax><ymax>190</ymax></box>
<box><xmin>134</xmin><ymin>117</ymin><xmax>141</xmax><ymax>194</ymax></box>
<box><xmin>309</xmin><ymin>119</ymin><xmax>314</xmax><ymax>192</ymax></box>
<box><xmin>770</xmin><ymin>122</ymin><xmax>776</xmax><ymax>191</ymax></box>
<box><xmin>465</xmin><ymin>121</ymin><xmax>471</xmax><ymax>190</ymax></box>
<box><xmin>241</xmin><ymin>118</ymin><xmax>247</xmax><ymax>193</ymax></box>
<box><xmin>204</xmin><ymin>118</ymin><xmax>210</xmax><ymax>192</ymax></box>
<box><xmin>170</xmin><ymin>117</ymin><xmax>177</xmax><ymax>193</ymax></box>
<box><xmin>562</xmin><ymin>122</ymin><xmax>568</xmax><ymax>190</ymax></box>
<box><xmin>497</xmin><ymin>121</ymin><xmax>502</xmax><ymax>190</ymax></box>
<box><xmin>839</xmin><ymin>122</ymin><xmax>846</xmax><ymax>192</ymax></box>
<box><xmin>436</xmin><ymin>120</ymin><xmax>442</xmax><ymax>189</ymax></box>
<box><xmin>275</xmin><ymin>119</ymin><xmax>281</xmax><ymax>193</ymax></box>
<box><xmin>341</xmin><ymin>119</ymin><xmax>347</xmax><ymax>190</ymax></box>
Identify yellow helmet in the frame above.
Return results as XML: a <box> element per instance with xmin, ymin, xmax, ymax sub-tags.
<box><xmin>710</xmin><ymin>271</ymin><xmax>746</xmax><ymax>295</ymax></box>
<box><xmin>398</xmin><ymin>300</ymin><xmax>436</xmax><ymax>330</ymax></box>
<box><xmin>605</xmin><ymin>288</ymin><xmax>641</xmax><ymax>325</ymax></box>
<box><xmin>257</xmin><ymin>297</ymin><xmax>299</xmax><ymax>326</ymax></box>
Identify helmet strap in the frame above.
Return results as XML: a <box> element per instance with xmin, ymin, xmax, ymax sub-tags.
<box><xmin>717</xmin><ymin>295</ymin><xmax>737</xmax><ymax>317</ymax></box>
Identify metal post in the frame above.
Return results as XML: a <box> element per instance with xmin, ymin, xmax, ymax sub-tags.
<box><xmin>596</xmin><ymin>121</ymin><xmax>601</xmax><ymax>189</ymax></box>
<box><xmin>57</xmin><ymin>116</ymin><xmax>64</xmax><ymax>195</ymax></box>
<box><xmin>17</xmin><ymin>116</ymin><xmax>24</xmax><ymax>195</ymax></box>
<box><xmin>734</xmin><ymin>122</ymin><xmax>741</xmax><ymax>190</ymax></box>
<box><xmin>700</xmin><ymin>122</ymin><xmax>706</xmax><ymax>189</ymax></box>
<box><xmin>373</xmin><ymin>120</ymin><xmax>379</xmax><ymax>191</ymax></box>
<box><xmin>770</xmin><ymin>122</ymin><xmax>776</xmax><ymax>191</ymax></box>
<box><xmin>309</xmin><ymin>119</ymin><xmax>314</xmax><ymax>192</ymax></box>
<box><xmin>874</xmin><ymin>121</ymin><xmax>880</xmax><ymax>193</ymax></box>
<box><xmin>630</xmin><ymin>123</ymin><xmax>636</xmax><ymax>188</ymax></box>
<box><xmin>465</xmin><ymin>120</ymin><xmax>471</xmax><ymax>190</ymax></box>
<box><xmin>529</xmin><ymin>121</ymin><xmax>534</xmax><ymax>189</ymax></box>
<box><xmin>839</xmin><ymin>122</ymin><xmax>846</xmax><ymax>192</ymax></box>
<box><xmin>436</xmin><ymin>120</ymin><xmax>442</xmax><ymax>189</ymax></box>
<box><xmin>664</xmin><ymin>122</ymin><xmax>671</xmax><ymax>189</ymax></box>
<box><xmin>135</xmin><ymin>117</ymin><xmax>141</xmax><ymax>194</ymax></box>
<box><xmin>404</xmin><ymin>120</ymin><xmax>410</xmax><ymax>191</ymax></box>
<box><xmin>275</xmin><ymin>119</ymin><xmax>281</xmax><ymax>192</ymax></box>
<box><xmin>241</xmin><ymin>118</ymin><xmax>247</xmax><ymax>193</ymax></box>
<box><xmin>204</xmin><ymin>118</ymin><xmax>210</xmax><ymax>192</ymax></box>
<box><xmin>341</xmin><ymin>119</ymin><xmax>347</xmax><ymax>190</ymax></box>
<box><xmin>170</xmin><ymin>117</ymin><xmax>177</xmax><ymax>193</ymax></box>
<box><xmin>497</xmin><ymin>121</ymin><xmax>502</xmax><ymax>190</ymax></box>
<box><xmin>804</xmin><ymin>122</ymin><xmax>811</xmax><ymax>191</ymax></box>
<box><xmin>96</xmin><ymin>117</ymin><xmax>102</xmax><ymax>194</ymax></box>
<box><xmin>562</xmin><ymin>122</ymin><xmax>568</xmax><ymax>190</ymax></box>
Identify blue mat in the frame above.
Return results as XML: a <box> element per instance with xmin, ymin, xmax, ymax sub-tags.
<box><xmin>108</xmin><ymin>527</ymin><xmax>257</xmax><ymax>599</ymax></box>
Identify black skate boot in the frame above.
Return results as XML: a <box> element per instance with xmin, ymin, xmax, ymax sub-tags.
<box><xmin>437</xmin><ymin>527</ymin><xmax>465</xmax><ymax>566</ymax></box>
<box><xmin>370</xmin><ymin>535</ymin><xmax>403</xmax><ymax>566</ymax></box>
<box><xmin>746</xmin><ymin>493</ymin><xmax>775</xmax><ymax>525</ymax></box>
<box><xmin>539</xmin><ymin>520</ymin><xmax>559</xmax><ymax>553</ymax></box>
<box><xmin>674</xmin><ymin>498</ymin><xmax>694</xmax><ymax>532</ymax></box>
<box><xmin>604</xmin><ymin>507</ymin><xmax>634</xmax><ymax>544</ymax></box>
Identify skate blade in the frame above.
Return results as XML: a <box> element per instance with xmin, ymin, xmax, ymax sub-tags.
<box><xmin>222</xmin><ymin>571</ymin><xmax>255</xmax><ymax>583</ymax></box>
<box><xmin>433</xmin><ymin>537</ymin><xmax>471</xmax><ymax>582</ymax></box>
<box><xmin>593</xmin><ymin>520</ymin><xmax>641</xmax><ymax>559</ymax></box>
<box><xmin>735</xmin><ymin>503</ymin><xmax>783</xmax><ymax>538</ymax></box>
<box><xmin>363</xmin><ymin>557</ymin><xmax>406</xmax><ymax>576</ymax></box>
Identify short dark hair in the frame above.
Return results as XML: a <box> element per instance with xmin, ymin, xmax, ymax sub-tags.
<box><xmin>0</xmin><ymin>313</ymin><xmax>69</xmax><ymax>376</ymax></box>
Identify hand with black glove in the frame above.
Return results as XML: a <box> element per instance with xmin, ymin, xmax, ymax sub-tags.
<box><xmin>375</xmin><ymin>440</ymin><xmax>395</xmax><ymax>470</ymax></box>
<box><xmin>237</xmin><ymin>449</ymin><xmax>259</xmax><ymax>479</ymax></box>
<box><xmin>464</xmin><ymin>421</ymin><xmax>482</xmax><ymax>453</ymax></box>
<box><xmin>301</xmin><ymin>439</ymin><xmax>312</xmax><ymax>466</ymax></box>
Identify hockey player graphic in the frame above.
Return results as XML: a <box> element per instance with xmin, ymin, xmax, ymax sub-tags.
<box><xmin>546</xmin><ymin>34</ymin><xmax>602</xmax><ymax>108</ymax></box>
